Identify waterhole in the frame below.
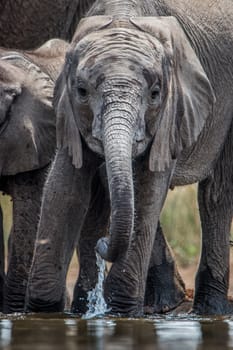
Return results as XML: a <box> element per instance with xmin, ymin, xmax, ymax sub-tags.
<box><xmin>0</xmin><ymin>314</ymin><xmax>233</xmax><ymax>350</ymax></box>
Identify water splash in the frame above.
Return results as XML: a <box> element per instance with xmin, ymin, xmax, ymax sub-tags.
<box><xmin>83</xmin><ymin>253</ymin><xmax>110</xmax><ymax>319</ymax></box>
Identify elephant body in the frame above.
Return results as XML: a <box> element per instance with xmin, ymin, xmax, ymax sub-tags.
<box><xmin>0</xmin><ymin>39</ymin><xmax>68</xmax><ymax>312</ymax></box>
<box><xmin>0</xmin><ymin>0</ymin><xmax>96</xmax><ymax>49</ymax></box>
<box><xmin>26</xmin><ymin>0</ymin><xmax>233</xmax><ymax>316</ymax></box>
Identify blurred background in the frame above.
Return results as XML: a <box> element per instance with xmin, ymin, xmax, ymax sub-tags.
<box><xmin>161</xmin><ymin>184</ymin><xmax>200</xmax><ymax>267</ymax></box>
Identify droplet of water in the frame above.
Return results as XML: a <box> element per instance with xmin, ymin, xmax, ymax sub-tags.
<box><xmin>83</xmin><ymin>253</ymin><xmax>110</xmax><ymax>319</ymax></box>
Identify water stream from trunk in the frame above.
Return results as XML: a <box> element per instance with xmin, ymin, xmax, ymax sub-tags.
<box><xmin>83</xmin><ymin>253</ymin><xmax>109</xmax><ymax>319</ymax></box>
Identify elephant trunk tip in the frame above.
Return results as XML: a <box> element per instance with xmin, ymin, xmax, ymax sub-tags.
<box><xmin>95</xmin><ymin>236</ymin><xmax>129</xmax><ymax>263</ymax></box>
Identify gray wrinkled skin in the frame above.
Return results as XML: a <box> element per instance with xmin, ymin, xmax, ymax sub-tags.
<box><xmin>0</xmin><ymin>39</ymin><xmax>68</xmax><ymax>313</ymax></box>
<box><xmin>27</xmin><ymin>0</ymin><xmax>233</xmax><ymax>316</ymax></box>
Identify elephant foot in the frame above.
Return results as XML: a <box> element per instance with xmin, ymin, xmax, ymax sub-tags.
<box><xmin>71</xmin><ymin>285</ymin><xmax>89</xmax><ymax>315</ymax></box>
<box><xmin>3</xmin><ymin>303</ymin><xmax>24</xmax><ymax>314</ymax></box>
<box><xmin>105</xmin><ymin>292</ymin><xmax>144</xmax><ymax>317</ymax></box>
<box><xmin>25</xmin><ymin>297</ymin><xmax>65</xmax><ymax>313</ymax></box>
<box><xmin>3</xmin><ymin>299</ymin><xmax>25</xmax><ymax>314</ymax></box>
<box><xmin>193</xmin><ymin>265</ymin><xmax>232</xmax><ymax>315</ymax></box>
<box><xmin>25</xmin><ymin>287</ymin><xmax>65</xmax><ymax>313</ymax></box>
<box><xmin>192</xmin><ymin>292</ymin><xmax>233</xmax><ymax>316</ymax></box>
<box><xmin>144</xmin><ymin>292</ymin><xmax>185</xmax><ymax>314</ymax></box>
<box><xmin>144</xmin><ymin>262</ymin><xmax>186</xmax><ymax>314</ymax></box>
<box><xmin>4</xmin><ymin>281</ymin><xmax>26</xmax><ymax>314</ymax></box>
<box><xmin>104</xmin><ymin>266</ymin><xmax>144</xmax><ymax>317</ymax></box>
<box><xmin>25</xmin><ymin>273</ymin><xmax>66</xmax><ymax>313</ymax></box>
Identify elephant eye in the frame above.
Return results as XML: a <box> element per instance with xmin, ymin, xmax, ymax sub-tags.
<box><xmin>76</xmin><ymin>79</ymin><xmax>89</xmax><ymax>102</ymax></box>
<box><xmin>150</xmin><ymin>83</ymin><xmax>161</xmax><ymax>104</ymax></box>
<box><xmin>78</xmin><ymin>87</ymin><xmax>88</xmax><ymax>98</ymax></box>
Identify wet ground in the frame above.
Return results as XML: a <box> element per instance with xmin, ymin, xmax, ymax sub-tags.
<box><xmin>1</xmin><ymin>313</ymin><xmax>233</xmax><ymax>350</ymax></box>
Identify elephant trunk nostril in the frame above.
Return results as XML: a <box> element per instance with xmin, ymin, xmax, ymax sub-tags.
<box><xmin>95</xmin><ymin>237</ymin><xmax>110</xmax><ymax>261</ymax></box>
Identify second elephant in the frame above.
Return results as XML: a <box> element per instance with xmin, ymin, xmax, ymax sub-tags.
<box><xmin>0</xmin><ymin>0</ymin><xmax>95</xmax><ymax>49</ymax></box>
<box><xmin>0</xmin><ymin>39</ymin><xmax>68</xmax><ymax>312</ymax></box>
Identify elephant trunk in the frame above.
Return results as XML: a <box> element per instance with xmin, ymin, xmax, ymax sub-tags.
<box><xmin>96</xmin><ymin>99</ymin><xmax>136</xmax><ymax>263</ymax></box>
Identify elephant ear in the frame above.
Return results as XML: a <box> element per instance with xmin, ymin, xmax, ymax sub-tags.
<box><xmin>55</xmin><ymin>16</ymin><xmax>113</xmax><ymax>169</ymax></box>
<box><xmin>0</xmin><ymin>54</ymin><xmax>56</xmax><ymax>175</ymax></box>
<box><xmin>131</xmin><ymin>17</ymin><xmax>215</xmax><ymax>172</ymax></box>
<box><xmin>54</xmin><ymin>58</ymin><xmax>83</xmax><ymax>169</ymax></box>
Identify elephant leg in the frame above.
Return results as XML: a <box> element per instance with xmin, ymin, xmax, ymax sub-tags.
<box><xmin>0</xmin><ymin>206</ymin><xmax>4</xmax><ymax>311</ymax></box>
<box><xmin>104</xmin><ymin>162</ymin><xmax>173</xmax><ymax>316</ymax></box>
<box><xmin>3</xmin><ymin>167</ymin><xmax>48</xmax><ymax>313</ymax></box>
<box><xmin>193</xmin><ymin>134</ymin><xmax>233</xmax><ymax>315</ymax></box>
<box><xmin>71</xmin><ymin>170</ymin><xmax>110</xmax><ymax>314</ymax></box>
<box><xmin>26</xmin><ymin>148</ymin><xmax>99</xmax><ymax>312</ymax></box>
<box><xmin>144</xmin><ymin>221</ymin><xmax>185</xmax><ymax>314</ymax></box>
<box><xmin>193</xmin><ymin>178</ymin><xmax>233</xmax><ymax>314</ymax></box>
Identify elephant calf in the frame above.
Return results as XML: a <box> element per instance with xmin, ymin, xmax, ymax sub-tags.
<box><xmin>26</xmin><ymin>0</ymin><xmax>233</xmax><ymax>317</ymax></box>
<box><xmin>25</xmin><ymin>2</ymin><xmax>193</xmax><ymax>316</ymax></box>
<box><xmin>0</xmin><ymin>39</ymin><xmax>68</xmax><ymax>313</ymax></box>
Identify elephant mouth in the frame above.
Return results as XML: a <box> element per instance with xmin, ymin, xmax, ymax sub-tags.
<box><xmin>132</xmin><ymin>138</ymin><xmax>151</xmax><ymax>159</ymax></box>
<box><xmin>85</xmin><ymin>133</ymin><xmax>105</xmax><ymax>156</ymax></box>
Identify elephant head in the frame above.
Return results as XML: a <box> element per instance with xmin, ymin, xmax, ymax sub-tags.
<box><xmin>55</xmin><ymin>15</ymin><xmax>215</xmax><ymax>263</ymax></box>
<box><xmin>0</xmin><ymin>53</ymin><xmax>55</xmax><ymax>175</ymax></box>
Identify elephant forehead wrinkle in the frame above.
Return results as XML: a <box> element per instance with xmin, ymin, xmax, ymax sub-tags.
<box><xmin>77</xmin><ymin>29</ymin><xmax>161</xmax><ymax>66</ymax></box>
<box><xmin>81</xmin><ymin>41</ymin><xmax>156</xmax><ymax>66</ymax></box>
<box><xmin>78</xmin><ymin>54</ymin><xmax>162</xmax><ymax>88</ymax></box>
<box><xmin>80</xmin><ymin>27</ymin><xmax>152</xmax><ymax>46</ymax></box>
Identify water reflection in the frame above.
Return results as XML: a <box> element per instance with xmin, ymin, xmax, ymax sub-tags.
<box><xmin>0</xmin><ymin>320</ymin><xmax>11</xmax><ymax>348</ymax></box>
<box><xmin>0</xmin><ymin>315</ymin><xmax>233</xmax><ymax>350</ymax></box>
<box><xmin>198</xmin><ymin>321</ymin><xmax>232</xmax><ymax>350</ymax></box>
<box><xmin>155</xmin><ymin>320</ymin><xmax>201</xmax><ymax>349</ymax></box>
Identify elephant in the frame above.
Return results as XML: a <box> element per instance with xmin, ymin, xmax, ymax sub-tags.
<box><xmin>0</xmin><ymin>0</ymin><xmax>96</xmax><ymax>49</ymax></box>
<box><xmin>0</xmin><ymin>38</ymin><xmax>68</xmax><ymax>313</ymax></box>
<box><xmin>26</xmin><ymin>0</ymin><xmax>233</xmax><ymax>317</ymax></box>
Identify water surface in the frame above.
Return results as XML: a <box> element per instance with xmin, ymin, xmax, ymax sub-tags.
<box><xmin>0</xmin><ymin>313</ymin><xmax>233</xmax><ymax>350</ymax></box>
